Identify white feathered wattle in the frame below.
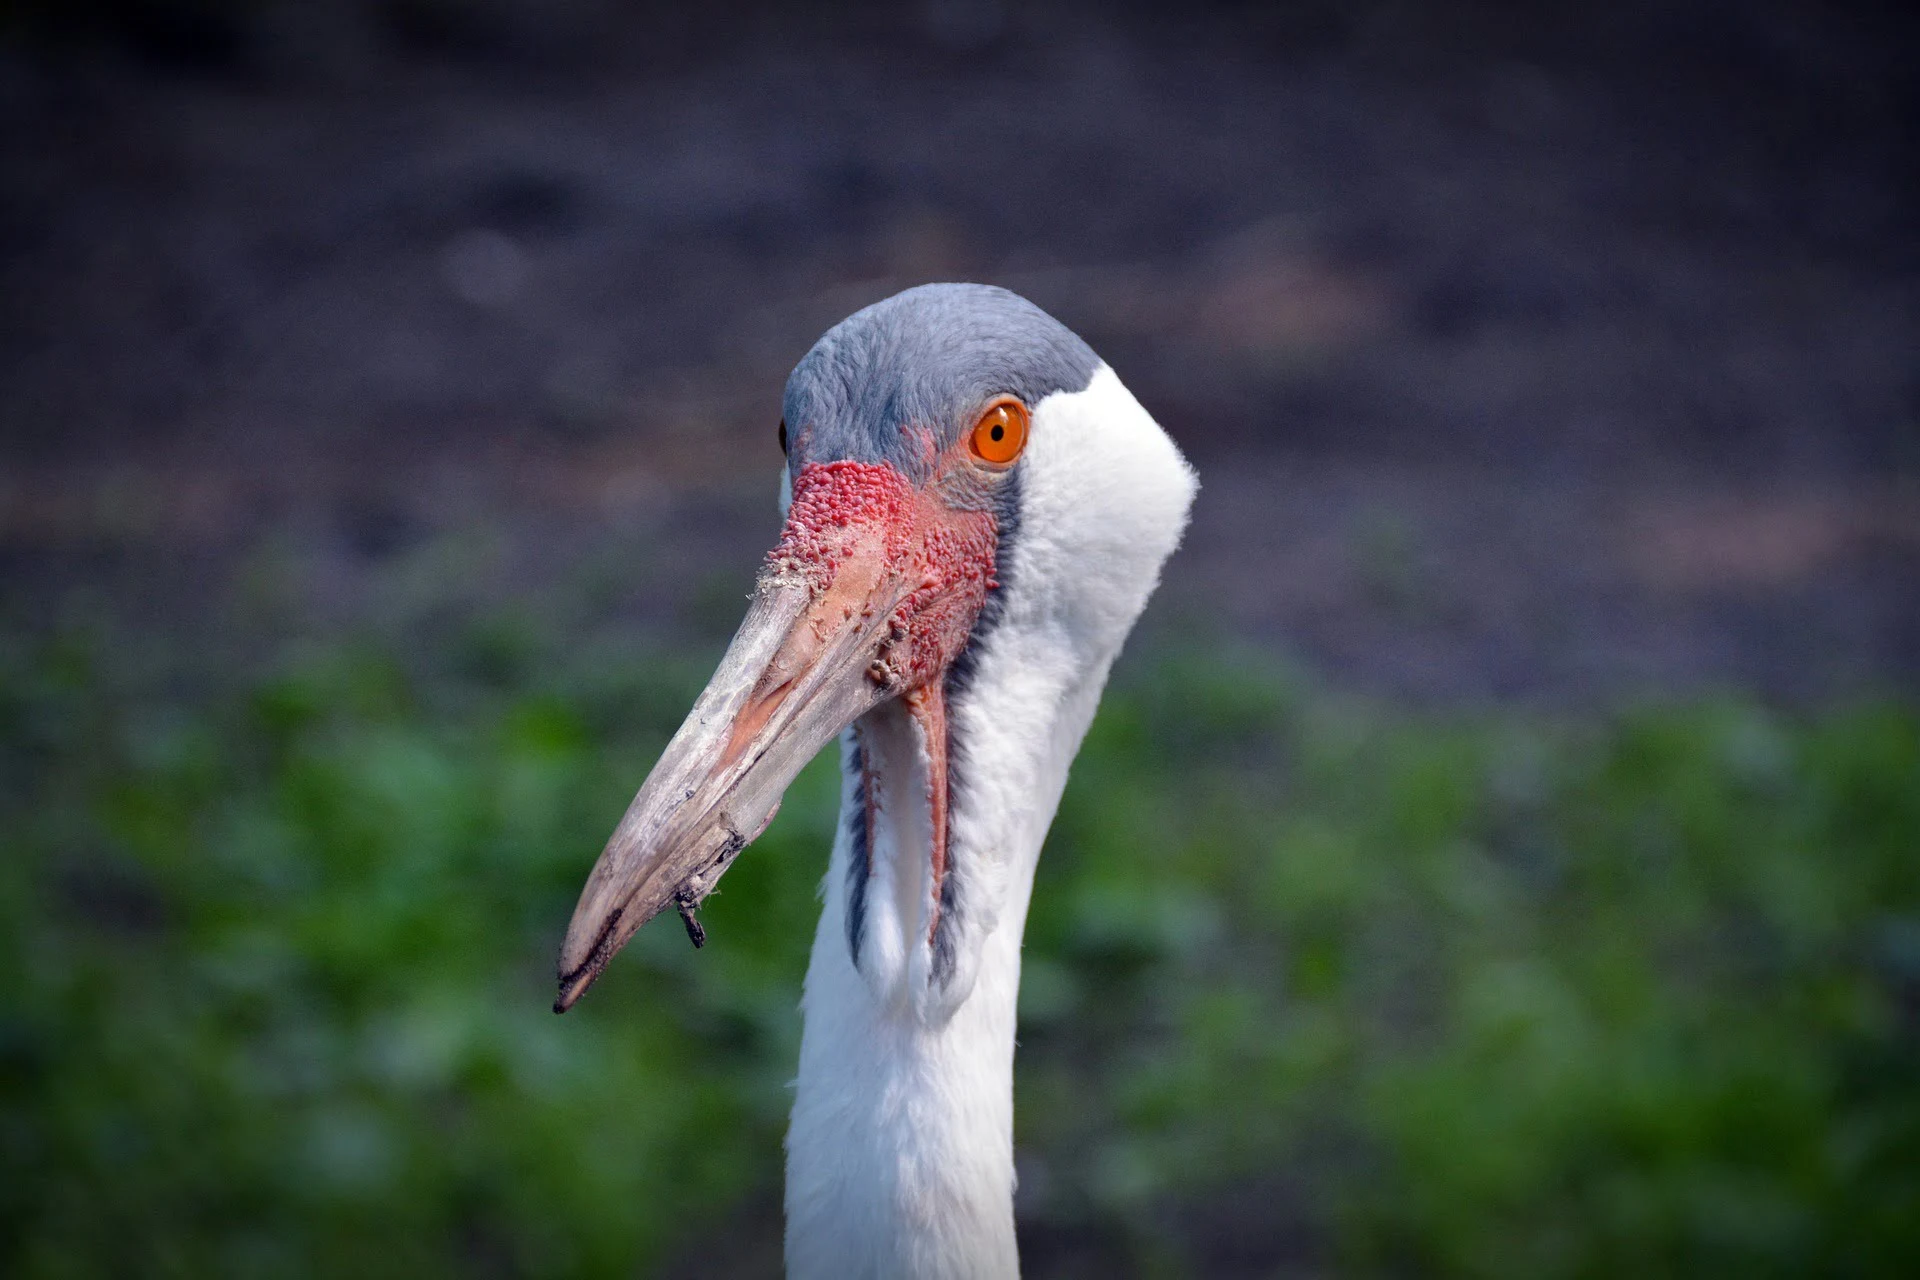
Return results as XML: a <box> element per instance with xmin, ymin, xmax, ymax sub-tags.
<box><xmin>783</xmin><ymin>365</ymin><xmax>1197</xmax><ymax>1279</ymax></box>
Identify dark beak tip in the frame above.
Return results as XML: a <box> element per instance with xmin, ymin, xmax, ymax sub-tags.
<box><xmin>552</xmin><ymin>970</ymin><xmax>589</xmax><ymax>1014</ymax></box>
<box><xmin>553</xmin><ymin>905</ymin><xmax>628</xmax><ymax>1015</ymax></box>
<box><xmin>553</xmin><ymin>960</ymin><xmax>601</xmax><ymax>1014</ymax></box>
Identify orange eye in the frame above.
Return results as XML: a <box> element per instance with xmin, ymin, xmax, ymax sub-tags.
<box><xmin>969</xmin><ymin>398</ymin><xmax>1029</xmax><ymax>465</ymax></box>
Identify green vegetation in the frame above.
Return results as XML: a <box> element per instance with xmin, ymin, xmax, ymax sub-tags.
<box><xmin>2</xmin><ymin>621</ymin><xmax>1916</xmax><ymax>1277</ymax></box>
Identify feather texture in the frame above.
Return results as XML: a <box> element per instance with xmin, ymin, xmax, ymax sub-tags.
<box><xmin>784</xmin><ymin>365</ymin><xmax>1197</xmax><ymax>1277</ymax></box>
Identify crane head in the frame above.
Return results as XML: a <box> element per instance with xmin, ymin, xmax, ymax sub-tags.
<box><xmin>555</xmin><ymin>283</ymin><xmax>1189</xmax><ymax>1013</ymax></box>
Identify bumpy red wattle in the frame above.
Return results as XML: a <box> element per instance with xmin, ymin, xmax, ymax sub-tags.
<box><xmin>768</xmin><ymin>460</ymin><xmax>998</xmax><ymax>692</ymax></box>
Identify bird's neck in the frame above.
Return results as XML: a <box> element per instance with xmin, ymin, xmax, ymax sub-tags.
<box><xmin>783</xmin><ymin>644</ymin><xmax>1114</xmax><ymax>1279</ymax></box>
<box><xmin>782</xmin><ymin>364</ymin><xmax>1197</xmax><ymax>1277</ymax></box>
<box><xmin>785</xmin><ymin>856</ymin><xmax>1029</xmax><ymax>1280</ymax></box>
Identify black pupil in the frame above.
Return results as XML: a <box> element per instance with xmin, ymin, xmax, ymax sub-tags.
<box><xmin>778</xmin><ymin>420</ymin><xmax>787</xmax><ymax>453</ymax></box>
<box><xmin>990</xmin><ymin>424</ymin><xmax>1004</xmax><ymax>442</ymax></box>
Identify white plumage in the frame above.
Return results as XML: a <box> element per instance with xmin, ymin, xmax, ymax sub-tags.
<box><xmin>786</xmin><ymin>366</ymin><xmax>1195</xmax><ymax>1277</ymax></box>
<box><xmin>557</xmin><ymin>288</ymin><xmax>1195</xmax><ymax>1277</ymax></box>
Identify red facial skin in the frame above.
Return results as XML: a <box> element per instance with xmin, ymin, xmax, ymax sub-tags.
<box><xmin>765</xmin><ymin>456</ymin><xmax>1003</xmax><ymax>944</ymax></box>
<box><xmin>768</xmin><ymin>459</ymin><xmax>999</xmax><ymax>695</ymax></box>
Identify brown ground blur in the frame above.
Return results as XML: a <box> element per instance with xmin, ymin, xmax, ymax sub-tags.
<box><xmin>3</xmin><ymin>0</ymin><xmax>1916</xmax><ymax>699</ymax></box>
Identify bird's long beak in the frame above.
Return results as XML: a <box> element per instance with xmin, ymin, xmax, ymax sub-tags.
<box><xmin>555</xmin><ymin>461</ymin><xmax>996</xmax><ymax>1012</ymax></box>
<box><xmin>555</xmin><ymin>561</ymin><xmax>897</xmax><ymax>1012</ymax></box>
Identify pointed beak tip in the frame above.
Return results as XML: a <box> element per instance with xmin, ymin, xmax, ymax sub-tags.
<box><xmin>553</xmin><ymin>903</ymin><xmax>626</xmax><ymax>1014</ymax></box>
<box><xmin>553</xmin><ymin>962</ymin><xmax>598</xmax><ymax>1014</ymax></box>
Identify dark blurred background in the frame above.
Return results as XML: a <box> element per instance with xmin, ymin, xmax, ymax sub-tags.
<box><xmin>2</xmin><ymin>1</ymin><xmax>1917</xmax><ymax>1275</ymax></box>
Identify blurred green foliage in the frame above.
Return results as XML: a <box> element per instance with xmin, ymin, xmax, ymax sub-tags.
<box><xmin>2</xmin><ymin>623</ymin><xmax>1916</xmax><ymax>1277</ymax></box>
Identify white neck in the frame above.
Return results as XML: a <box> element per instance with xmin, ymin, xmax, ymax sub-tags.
<box><xmin>783</xmin><ymin>367</ymin><xmax>1196</xmax><ymax>1279</ymax></box>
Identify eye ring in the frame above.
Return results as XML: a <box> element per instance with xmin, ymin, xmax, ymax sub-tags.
<box><xmin>969</xmin><ymin>397</ymin><xmax>1029</xmax><ymax>465</ymax></box>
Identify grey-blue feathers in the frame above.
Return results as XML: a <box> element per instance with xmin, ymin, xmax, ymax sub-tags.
<box><xmin>782</xmin><ymin>284</ymin><xmax>1100</xmax><ymax>484</ymax></box>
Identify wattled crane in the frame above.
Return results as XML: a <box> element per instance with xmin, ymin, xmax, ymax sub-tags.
<box><xmin>555</xmin><ymin>284</ymin><xmax>1196</xmax><ymax>1277</ymax></box>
